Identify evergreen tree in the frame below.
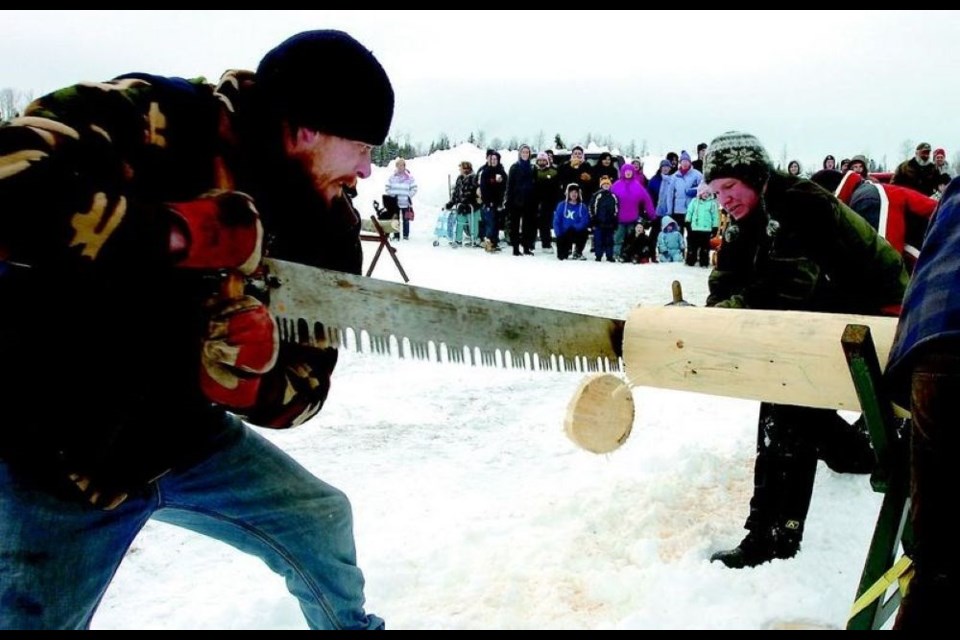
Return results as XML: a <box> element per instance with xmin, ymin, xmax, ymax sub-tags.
<box><xmin>554</xmin><ymin>134</ymin><xmax>565</xmax><ymax>150</ymax></box>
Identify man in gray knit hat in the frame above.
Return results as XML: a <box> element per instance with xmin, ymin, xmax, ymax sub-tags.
<box><xmin>703</xmin><ymin>131</ymin><xmax>908</xmax><ymax>569</ymax></box>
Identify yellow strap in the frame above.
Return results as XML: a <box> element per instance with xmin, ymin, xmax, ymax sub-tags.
<box><xmin>848</xmin><ymin>556</ymin><xmax>914</xmax><ymax>620</ymax></box>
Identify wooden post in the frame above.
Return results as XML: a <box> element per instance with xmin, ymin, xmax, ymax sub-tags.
<box><xmin>359</xmin><ymin>216</ymin><xmax>409</xmax><ymax>283</ymax></box>
<box><xmin>841</xmin><ymin>324</ymin><xmax>911</xmax><ymax>631</ymax></box>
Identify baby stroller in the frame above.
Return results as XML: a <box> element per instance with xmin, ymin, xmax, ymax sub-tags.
<box><xmin>433</xmin><ymin>207</ymin><xmax>457</xmax><ymax>247</ymax></box>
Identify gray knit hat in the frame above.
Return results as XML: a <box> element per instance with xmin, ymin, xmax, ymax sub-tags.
<box><xmin>703</xmin><ymin>131</ymin><xmax>773</xmax><ymax>191</ymax></box>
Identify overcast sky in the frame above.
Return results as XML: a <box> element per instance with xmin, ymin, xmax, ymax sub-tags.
<box><xmin>2</xmin><ymin>10</ymin><xmax>957</xmax><ymax>170</ymax></box>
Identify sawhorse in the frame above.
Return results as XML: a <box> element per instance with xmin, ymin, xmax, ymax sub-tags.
<box><xmin>842</xmin><ymin>325</ymin><xmax>912</xmax><ymax>630</ymax></box>
<box><xmin>360</xmin><ymin>215</ymin><xmax>409</xmax><ymax>283</ymax></box>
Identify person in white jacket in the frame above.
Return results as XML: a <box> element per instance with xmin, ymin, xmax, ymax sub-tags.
<box><xmin>384</xmin><ymin>157</ymin><xmax>418</xmax><ymax>240</ymax></box>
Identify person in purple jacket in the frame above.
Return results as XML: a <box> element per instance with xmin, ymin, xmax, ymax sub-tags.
<box><xmin>883</xmin><ymin>176</ymin><xmax>960</xmax><ymax>630</ymax></box>
<box><xmin>611</xmin><ymin>162</ymin><xmax>655</xmax><ymax>261</ymax></box>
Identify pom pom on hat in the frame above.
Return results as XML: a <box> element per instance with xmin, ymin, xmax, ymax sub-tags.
<box><xmin>703</xmin><ymin>131</ymin><xmax>772</xmax><ymax>191</ymax></box>
<box><xmin>256</xmin><ymin>30</ymin><xmax>394</xmax><ymax>146</ymax></box>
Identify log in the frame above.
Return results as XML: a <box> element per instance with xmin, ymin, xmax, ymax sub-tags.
<box><xmin>621</xmin><ymin>306</ymin><xmax>898</xmax><ymax>411</ymax></box>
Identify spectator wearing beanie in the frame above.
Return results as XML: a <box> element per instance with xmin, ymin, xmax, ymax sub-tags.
<box><xmin>892</xmin><ymin>142</ymin><xmax>941</xmax><ymax>196</ymax></box>
<box><xmin>0</xmin><ymin>28</ymin><xmax>395</xmax><ymax>630</ymax></box>
<box><xmin>532</xmin><ymin>151</ymin><xmax>560</xmax><ymax>251</ymax></box>
<box><xmin>656</xmin><ymin>149</ymin><xmax>703</xmax><ymax>232</ymax></box>
<box><xmin>553</xmin><ymin>183</ymin><xmax>590</xmax><ymax>260</ymax></box>
<box><xmin>933</xmin><ymin>147</ymin><xmax>952</xmax><ymax>177</ymax></box>
<box><xmin>704</xmin><ymin>130</ymin><xmax>908</xmax><ymax>571</ymax></box>
<box><xmin>590</xmin><ymin>174</ymin><xmax>619</xmax><ymax>261</ymax></box>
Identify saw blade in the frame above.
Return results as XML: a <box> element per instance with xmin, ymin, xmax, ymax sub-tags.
<box><xmin>260</xmin><ymin>258</ymin><xmax>623</xmax><ymax>373</ymax></box>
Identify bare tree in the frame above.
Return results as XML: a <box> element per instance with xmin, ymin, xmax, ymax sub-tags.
<box><xmin>0</xmin><ymin>87</ymin><xmax>33</xmax><ymax>121</ymax></box>
<box><xmin>534</xmin><ymin>130</ymin><xmax>546</xmax><ymax>152</ymax></box>
<box><xmin>900</xmin><ymin>140</ymin><xmax>915</xmax><ymax>163</ymax></box>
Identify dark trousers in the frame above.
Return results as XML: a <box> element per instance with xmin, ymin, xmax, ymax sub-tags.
<box><xmin>509</xmin><ymin>202</ymin><xmax>537</xmax><ymax>252</ymax></box>
<box><xmin>745</xmin><ymin>403</ymin><xmax>875</xmax><ymax>537</ymax></box>
<box><xmin>686</xmin><ymin>230</ymin><xmax>712</xmax><ymax>266</ymax></box>
<box><xmin>894</xmin><ymin>352</ymin><xmax>956</xmax><ymax>629</ymax></box>
<box><xmin>537</xmin><ymin>202</ymin><xmax>554</xmax><ymax>248</ymax></box>
<box><xmin>648</xmin><ymin>217</ymin><xmax>663</xmax><ymax>261</ymax></box>
<box><xmin>556</xmin><ymin>229</ymin><xmax>588</xmax><ymax>260</ymax></box>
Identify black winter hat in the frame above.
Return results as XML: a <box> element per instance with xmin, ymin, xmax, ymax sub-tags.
<box><xmin>703</xmin><ymin>131</ymin><xmax>772</xmax><ymax>191</ymax></box>
<box><xmin>256</xmin><ymin>30</ymin><xmax>394</xmax><ymax>146</ymax></box>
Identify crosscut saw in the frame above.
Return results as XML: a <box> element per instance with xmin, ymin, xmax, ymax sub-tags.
<box><xmin>255</xmin><ymin>258</ymin><xmax>624</xmax><ymax>373</ymax></box>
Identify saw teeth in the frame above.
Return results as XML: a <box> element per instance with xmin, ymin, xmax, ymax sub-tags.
<box><xmin>276</xmin><ymin>318</ymin><xmax>622</xmax><ymax>373</ymax></box>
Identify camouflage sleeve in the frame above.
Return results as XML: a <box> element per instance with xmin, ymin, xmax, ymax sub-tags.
<box><xmin>0</xmin><ymin>77</ymin><xmax>196</xmax><ymax>271</ymax></box>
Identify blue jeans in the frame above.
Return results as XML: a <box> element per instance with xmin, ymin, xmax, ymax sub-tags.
<box><xmin>0</xmin><ymin>416</ymin><xmax>382</xmax><ymax>630</ymax></box>
<box><xmin>481</xmin><ymin>205</ymin><xmax>498</xmax><ymax>245</ymax></box>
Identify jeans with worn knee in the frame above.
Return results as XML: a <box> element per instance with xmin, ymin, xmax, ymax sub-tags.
<box><xmin>0</xmin><ymin>416</ymin><xmax>382</xmax><ymax>630</ymax></box>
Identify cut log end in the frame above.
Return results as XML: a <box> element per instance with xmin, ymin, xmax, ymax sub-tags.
<box><xmin>564</xmin><ymin>373</ymin><xmax>635</xmax><ymax>454</ymax></box>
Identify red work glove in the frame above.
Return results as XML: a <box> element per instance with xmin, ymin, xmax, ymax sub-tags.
<box><xmin>168</xmin><ymin>190</ymin><xmax>263</xmax><ymax>275</ymax></box>
<box><xmin>200</xmin><ymin>295</ymin><xmax>279</xmax><ymax>409</ymax></box>
<box><xmin>245</xmin><ymin>343</ymin><xmax>338</xmax><ymax>429</ymax></box>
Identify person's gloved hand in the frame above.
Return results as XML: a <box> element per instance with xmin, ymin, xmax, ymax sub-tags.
<box><xmin>168</xmin><ymin>190</ymin><xmax>263</xmax><ymax>275</ymax></box>
<box><xmin>200</xmin><ymin>294</ymin><xmax>279</xmax><ymax>410</ymax></box>
<box><xmin>244</xmin><ymin>343</ymin><xmax>338</xmax><ymax>429</ymax></box>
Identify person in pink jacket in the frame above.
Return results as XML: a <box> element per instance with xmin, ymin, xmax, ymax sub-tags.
<box><xmin>610</xmin><ymin>162</ymin><xmax>655</xmax><ymax>261</ymax></box>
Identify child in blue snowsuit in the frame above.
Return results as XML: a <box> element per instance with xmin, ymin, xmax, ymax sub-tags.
<box><xmin>657</xmin><ymin>215</ymin><xmax>686</xmax><ymax>262</ymax></box>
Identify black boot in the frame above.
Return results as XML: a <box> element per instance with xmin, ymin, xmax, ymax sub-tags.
<box><xmin>712</xmin><ymin>403</ymin><xmax>819</xmax><ymax>569</ymax></box>
<box><xmin>819</xmin><ymin>414</ymin><xmax>878</xmax><ymax>474</ymax></box>
<box><xmin>710</xmin><ymin>527</ymin><xmax>801</xmax><ymax>569</ymax></box>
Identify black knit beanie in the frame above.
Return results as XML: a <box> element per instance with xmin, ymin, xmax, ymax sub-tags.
<box><xmin>703</xmin><ymin>131</ymin><xmax>772</xmax><ymax>191</ymax></box>
<box><xmin>256</xmin><ymin>30</ymin><xmax>394</xmax><ymax>146</ymax></box>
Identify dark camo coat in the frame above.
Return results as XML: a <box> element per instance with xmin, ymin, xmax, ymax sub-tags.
<box><xmin>0</xmin><ymin>70</ymin><xmax>357</xmax><ymax>494</ymax></box>
<box><xmin>707</xmin><ymin>172</ymin><xmax>908</xmax><ymax>313</ymax></box>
